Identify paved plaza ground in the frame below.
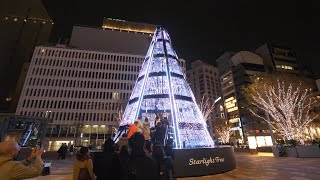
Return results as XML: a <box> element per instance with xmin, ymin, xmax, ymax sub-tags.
<box><xmin>29</xmin><ymin>152</ymin><xmax>320</xmax><ymax>180</ymax></box>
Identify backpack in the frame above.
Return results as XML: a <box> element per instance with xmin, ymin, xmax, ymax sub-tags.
<box><xmin>78</xmin><ymin>160</ymin><xmax>91</xmax><ymax>180</ymax></box>
<box><xmin>127</xmin><ymin>162</ymin><xmax>137</xmax><ymax>180</ymax></box>
<box><xmin>159</xmin><ymin>158</ymin><xmax>173</xmax><ymax>180</ymax></box>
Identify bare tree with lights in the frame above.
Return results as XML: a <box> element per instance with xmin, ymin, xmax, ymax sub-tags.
<box><xmin>112</xmin><ymin>108</ymin><xmax>124</xmax><ymax>137</ymax></box>
<box><xmin>243</xmin><ymin>74</ymin><xmax>319</xmax><ymax>142</ymax></box>
<box><xmin>198</xmin><ymin>94</ymin><xmax>215</xmax><ymax>122</ymax></box>
<box><xmin>215</xmin><ymin>119</ymin><xmax>231</xmax><ymax>144</ymax></box>
<box><xmin>198</xmin><ymin>94</ymin><xmax>230</xmax><ymax>143</ymax></box>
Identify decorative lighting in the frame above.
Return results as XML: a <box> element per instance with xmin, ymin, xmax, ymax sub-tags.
<box><xmin>249</xmin><ymin>80</ymin><xmax>319</xmax><ymax>141</ymax></box>
<box><xmin>115</xmin><ymin>27</ymin><xmax>214</xmax><ymax>148</ymax></box>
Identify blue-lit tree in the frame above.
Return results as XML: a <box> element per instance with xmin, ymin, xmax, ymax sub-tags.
<box><xmin>115</xmin><ymin>27</ymin><xmax>214</xmax><ymax>148</ymax></box>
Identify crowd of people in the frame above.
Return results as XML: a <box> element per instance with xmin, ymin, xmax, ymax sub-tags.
<box><xmin>73</xmin><ymin>117</ymin><xmax>175</xmax><ymax>180</ymax></box>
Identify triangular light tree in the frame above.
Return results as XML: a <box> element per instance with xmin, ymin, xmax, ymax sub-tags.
<box><xmin>116</xmin><ymin>27</ymin><xmax>214</xmax><ymax>148</ymax></box>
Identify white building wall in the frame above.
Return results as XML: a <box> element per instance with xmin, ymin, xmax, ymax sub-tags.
<box><xmin>16</xmin><ymin>45</ymin><xmax>144</xmax><ymax>126</ymax></box>
<box><xmin>187</xmin><ymin>60</ymin><xmax>221</xmax><ymax>136</ymax></box>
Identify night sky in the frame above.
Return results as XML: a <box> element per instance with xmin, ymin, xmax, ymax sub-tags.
<box><xmin>43</xmin><ymin>0</ymin><xmax>320</xmax><ymax>77</ymax></box>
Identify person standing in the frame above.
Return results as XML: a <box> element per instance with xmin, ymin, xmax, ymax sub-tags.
<box><xmin>93</xmin><ymin>138</ymin><xmax>120</xmax><ymax>180</ymax></box>
<box><xmin>155</xmin><ymin>122</ymin><xmax>166</xmax><ymax>145</ymax></box>
<box><xmin>143</xmin><ymin>118</ymin><xmax>151</xmax><ymax>141</ymax></box>
<box><xmin>128</xmin><ymin>133</ymin><xmax>157</xmax><ymax>180</ymax></box>
<box><xmin>127</xmin><ymin>123</ymin><xmax>138</xmax><ymax>139</ymax></box>
<box><xmin>164</xmin><ymin>138</ymin><xmax>174</xmax><ymax>161</ymax></box>
<box><xmin>0</xmin><ymin>140</ymin><xmax>44</xmax><ymax>180</ymax></box>
<box><xmin>69</xmin><ymin>145</ymin><xmax>74</xmax><ymax>157</ymax></box>
<box><xmin>145</xmin><ymin>140</ymin><xmax>153</xmax><ymax>156</ymax></box>
<box><xmin>57</xmin><ymin>144</ymin><xmax>63</xmax><ymax>159</ymax></box>
<box><xmin>119</xmin><ymin>145</ymin><xmax>130</xmax><ymax>180</ymax></box>
<box><xmin>152</xmin><ymin>145</ymin><xmax>174</xmax><ymax>180</ymax></box>
<box><xmin>73</xmin><ymin>147</ymin><xmax>95</xmax><ymax>180</ymax></box>
<box><xmin>61</xmin><ymin>143</ymin><xmax>68</xmax><ymax>159</ymax></box>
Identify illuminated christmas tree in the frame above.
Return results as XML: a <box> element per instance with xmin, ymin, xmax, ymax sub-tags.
<box><xmin>115</xmin><ymin>27</ymin><xmax>214</xmax><ymax>148</ymax></box>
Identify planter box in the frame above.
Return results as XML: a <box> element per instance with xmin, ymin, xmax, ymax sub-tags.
<box><xmin>272</xmin><ymin>146</ymin><xmax>280</xmax><ymax>157</ymax></box>
<box><xmin>285</xmin><ymin>147</ymin><xmax>298</xmax><ymax>157</ymax></box>
<box><xmin>296</xmin><ymin>146</ymin><xmax>320</xmax><ymax>158</ymax></box>
<box><xmin>272</xmin><ymin>146</ymin><xmax>297</xmax><ymax>157</ymax></box>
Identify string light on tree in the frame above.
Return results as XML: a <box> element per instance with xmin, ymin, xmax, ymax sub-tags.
<box><xmin>244</xmin><ymin>76</ymin><xmax>319</xmax><ymax>142</ymax></box>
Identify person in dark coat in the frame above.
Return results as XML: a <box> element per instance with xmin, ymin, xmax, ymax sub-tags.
<box><xmin>128</xmin><ymin>132</ymin><xmax>157</xmax><ymax>180</ymax></box>
<box><xmin>119</xmin><ymin>145</ymin><xmax>130</xmax><ymax>180</ymax></box>
<box><xmin>93</xmin><ymin>138</ymin><xmax>120</xmax><ymax>180</ymax></box>
<box><xmin>164</xmin><ymin>138</ymin><xmax>174</xmax><ymax>161</ymax></box>
<box><xmin>155</xmin><ymin>122</ymin><xmax>166</xmax><ymax>145</ymax></box>
<box><xmin>150</xmin><ymin>127</ymin><xmax>156</xmax><ymax>142</ymax></box>
<box><xmin>69</xmin><ymin>144</ymin><xmax>74</xmax><ymax>157</ymax></box>
<box><xmin>57</xmin><ymin>144</ymin><xmax>63</xmax><ymax>159</ymax></box>
<box><xmin>152</xmin><ymin>145</ymin><xmax>174</xmax><ymax>180</ymax></box>
<box><xmin>145</xmin><ymin>140</ymin><xmax>153</xmax><ymax>156</ymax></box>
<box><xmin>61</xmin><ymin>143</ymin><xmax>68</xmax><ymax>159</ymax></box>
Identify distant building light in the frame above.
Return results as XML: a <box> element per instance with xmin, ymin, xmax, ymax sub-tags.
<box><xmin>24</xmin><ymin>19</ymin><xmax>27</xmax><ymax>22</ymax></box>
<box><xmin>276</xmin><ymin>65</ymin><xmax>294</xmax><ymax>70</ymax></box>
<box><xmin>42</xmin><ymin>21</ymin><xmax>46</xmax><ymax>24</ymax></box>
<box><xmin>14</xmin><ymin>18</ymin><xmax>17</xmax><ymax>21</ymax></box>
<box><xmin>5</xmin><ymin>97</ymin><xmax>12</xmax><ymax>102</ymax></box>
<box><xmin>5</xmin><ymin>17</ymin><xmax>8</xmax><ymax>20</ymax></box>
<box><xmin>224</xmin><ymin>96</ymin><xmax>235</xmax><ymax>102</ymax></box>
<box><xmin>41</xmin><ymin>49</ymin><xmax>45</xmax><ymax>53</ymax></box>
<box><xmin>227</xmin><ymin>106</ymin><xmax>238</xmax><ymax>113</ymax></box>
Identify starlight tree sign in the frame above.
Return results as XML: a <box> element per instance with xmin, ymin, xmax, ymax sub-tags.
<box><xmin>173</xmin><ymin>147</ymin><xmax>236</xmax><ymax>177</ymax></box>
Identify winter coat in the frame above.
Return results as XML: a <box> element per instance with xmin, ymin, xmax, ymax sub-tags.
<box><xmin>93</xmin><ymin>152</ymin><xmax>120</xmax><ymax>180</ymax></box>
<box><xmin>117</xmin><ymin>137</ymin><xmax>129</xmax><ymax>150</ymax></box>
<box><xmin>62</xmin><ymin>145</ymin><xmax>68</xmax><ymax>154</ymax></box>
<box><xmin>155</xmin><ymin>126</ymin><xmax>166</xmax><ymax>144</ymax></box>
<box><xmin>154</xmin><ymin>156</ymin><xmax>174</xmax><ymax>180</ymax></box>
<box><xmin>0</xmin><ymin>156</ymin><xmax>44</xmax><ymax>180</ymax></box>
<box><xmin>73</xmin><ymin>158</ymin><xmax>96</xmax><ymax>180</ymax></box>
<box><xmin>127</xmin><ymin>124</ymin><xmax>138</xmax><ymax>139</ymax></box>
<box><xmin>128</xmin><ymin>150</ymin><xmax>157</xmax><ymax>180</ymax></box>
<box><xmin>143</xmin><ymin>122</ymin><xmax>151</xmax><ymax>141</ymax></box>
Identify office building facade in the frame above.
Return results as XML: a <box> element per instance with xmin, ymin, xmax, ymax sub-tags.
<box><xmin>187</xmin><ymin>60</ymin><xmax>221</xmax><ymax>136</ymax></box>
<box><xmin>217</xmin><ymin>51</ymin><xmax>272</xmax><ymax>146</ymax></box>
<box><xmin>15</xmin><ymin>45</ymin><xmax>144</xmax><ymax>150</ymax></box>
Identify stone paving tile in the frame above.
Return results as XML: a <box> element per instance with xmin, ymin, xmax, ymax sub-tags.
<box><xmin>29</xmin><ymin>152</ymin><xmax>320</xmax><ymax>180</ymax></box>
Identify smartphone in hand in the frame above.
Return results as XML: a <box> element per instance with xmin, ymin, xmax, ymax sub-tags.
<box><xmin>36</xmin><ymin>142</ymin><xmax>42</xmax><ymax>149</ymax></box>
